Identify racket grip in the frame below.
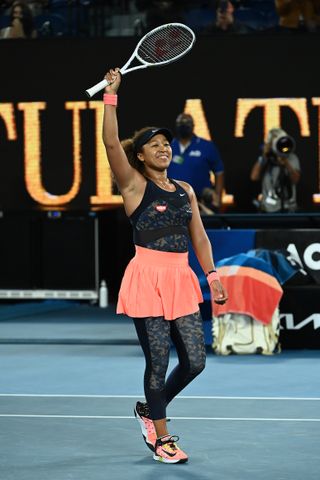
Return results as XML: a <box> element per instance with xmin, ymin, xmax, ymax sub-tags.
<box><xmin>85</xmin><ymin>79</ymin><xmax>109</xmax><ymax>98</ymax></box>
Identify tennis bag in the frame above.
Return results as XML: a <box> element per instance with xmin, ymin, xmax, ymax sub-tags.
<box><xmin>212</xmin><ymin>309</ymin><xmax>281</xmax><ymax>355</ymax></box>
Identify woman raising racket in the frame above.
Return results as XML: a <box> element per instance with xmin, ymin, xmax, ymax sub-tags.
<box><xmin>102</xmin><ymin>67</ymin><xmax>228</xmax><ymax>464</ymax></box>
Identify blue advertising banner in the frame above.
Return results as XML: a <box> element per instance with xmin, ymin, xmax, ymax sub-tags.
<box><xmin>256</xmin><ymin>229</ymin><xmax>320</xmax><ymax>285</ymax></box>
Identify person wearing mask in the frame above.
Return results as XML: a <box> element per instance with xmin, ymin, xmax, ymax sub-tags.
<box><xmin>168</xmin><ymin>113</ymin><xmax>225</xmax><ymax>214</ymax></box>
<box><xmin>250</xmin><ymin>127</ymin><xmax>301</xmax><ymax>212</ymax></box>
<box><xmin>102</xmin><ymin>67</ymin><xmax>228</xmax><ymax>464</ymax></box>
<box><xmin>0</xmin><ymin>0</ymin><xmax>37</xmax><ymax>38</ymax></box>
<box><xmin>134</xmin><ymin>0</ymin><xmax>184</xmax><ymax>35</ymax></box>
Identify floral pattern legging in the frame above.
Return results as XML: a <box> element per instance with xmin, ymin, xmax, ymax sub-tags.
<box><xmin>133</xmin><ymin>311</ymin><xmax>206</xmax><ymax>420</ymax></box>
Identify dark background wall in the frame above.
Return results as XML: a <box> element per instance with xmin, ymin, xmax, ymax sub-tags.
<box><xmin>1</xmin><ymin>33</ymin><xmax>320</xmax><ymax>212</ymax></box>
<box><xmin>1</xmin><ymin>34</ymin><xmax>319</xmax><ymax>349</ymax></box>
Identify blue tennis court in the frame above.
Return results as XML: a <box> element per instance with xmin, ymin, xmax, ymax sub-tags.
<box><xmin>0</xmin><ymin>303</ymin><xmax>319</xmax><ymax>480</ymax></box>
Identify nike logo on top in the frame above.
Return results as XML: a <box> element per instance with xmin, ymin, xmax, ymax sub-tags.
<box><xmin>179</xmin><ymin>193</ymin><xmax>185</xmax><ymax>196</ymax></box>
<box><xmin>160</xmin><ymin>447</ymin><xmax>176</xmax><ymax>458</ymax></box>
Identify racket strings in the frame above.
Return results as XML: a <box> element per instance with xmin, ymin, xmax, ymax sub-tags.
<box><xmin>137</xmin><ymin>26</ymin><xmax>194</xmax><ymax>64</ymax></box>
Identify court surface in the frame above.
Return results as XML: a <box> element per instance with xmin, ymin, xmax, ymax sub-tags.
<box><xmin>0</xmin><ymin>302</ymin><xmax>319</xmax><ymax>480</ymax></box>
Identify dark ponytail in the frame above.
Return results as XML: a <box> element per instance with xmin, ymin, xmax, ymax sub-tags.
<box><xmin>121</xmin><ymin>126</ymin><xmax>156</xmax><ymax>174</ymax></box>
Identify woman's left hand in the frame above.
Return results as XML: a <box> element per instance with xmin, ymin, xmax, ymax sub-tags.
<box><xmin>210</xmin><ymin>280</ymin><xmax>228</xmax><ymax>305</ymax></box>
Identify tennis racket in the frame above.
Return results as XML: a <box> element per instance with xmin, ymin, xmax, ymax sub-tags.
<box><xmin>85</xmin><ymin>23</ymin><xmax>195</xmax><ymax>98</ymax></box>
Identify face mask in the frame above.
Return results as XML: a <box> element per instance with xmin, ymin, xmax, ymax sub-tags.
<box><xmin>176</xmin><ymin>124</ymin><xmax>193</xmax><ymax>139</ymax></box>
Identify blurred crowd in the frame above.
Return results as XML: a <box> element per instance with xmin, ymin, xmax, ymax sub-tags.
<box><xmin>1</xmin><ymin>0</ymin><xmax>320</xmax><ymax>38</ymax></box>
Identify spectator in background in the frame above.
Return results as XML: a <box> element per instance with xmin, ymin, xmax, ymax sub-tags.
<box><xmin>26</xmin><ymin>0</ymin><xmax>48</xmax><ymax>16</ymax></box>
<box><xmin>0</xmin><ymin>0</ymin><xmax>37</xmax><ymax>38</ymax></box>
<box><xmin>134</xmin><ymin>0</ymin><xmax>184</xmax><ymax>34</ymax></box>
<box><xmin>275</xmin><ymin>0</ymin><xmax>320</xmax><ymax>32</ymax></box>
<box><xmin>250</xmin><ymin>128</ymin><xmax>301</xmax><ymax>212</ymax></box>
<box><xmin>167</xmin><ymin>113</ymin><xmax>225</xmax><ymax>214</ymax></box>
<box><xmin>203</xmin><ymin>0</ymin><xmax>251</xmax><ymax>34</ymax></box>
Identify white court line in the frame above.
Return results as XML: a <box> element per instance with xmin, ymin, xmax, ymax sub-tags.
<box><xmin>0</xmin><ymin>414</ymin><xmax>319</xmax><ymax>422</ymax></box>
<box><xmin>0</xmin><ymin>394</ymin><xmax>319</xmax><ymax>401</ymax></box>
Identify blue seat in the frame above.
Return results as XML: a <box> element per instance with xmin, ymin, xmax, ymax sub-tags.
<box><xmin>249</xmin><ymin>0</ymin><xmax>275</xmax><ymax>10</ymax></box>
<box><xmin>0</xmin><ymin>14</ymin><xmax>10</xmax><ymax>30</ymax></box>
<box><xmin>248</xmin><ymin>0</ymin><xmax>278</xmax><ymax>29</ymax></box>
<box><xmin>35</xmin><ymin>13</ymin><xmax>67</xmax><ymax>37</ymax></box>
<box><xmin>182</xmin><ymin>7</ymin><xmax>214</xmax><ymax>32</ymax></box>
<box><xmin>234</xmin><ymin>7</ymin><xmax>269</xmax><ymax>30</ymax></box>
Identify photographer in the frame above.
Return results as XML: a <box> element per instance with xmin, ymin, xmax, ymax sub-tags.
<box><xmin>250</xmin><ymin>128</ymin><xmax>301</xmax><ymax>213</ymax></box>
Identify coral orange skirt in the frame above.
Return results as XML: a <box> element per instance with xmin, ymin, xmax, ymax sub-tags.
<box><xmin>116</xmin><ymin>245</ymin><xmax>203</xmax><ymax>320</ymax></box>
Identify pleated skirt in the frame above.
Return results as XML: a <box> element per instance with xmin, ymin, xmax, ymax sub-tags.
<box><xmin>116</xmin><ymin>245</ymin><xmax>203</xmax><ymax>320</ymax></box>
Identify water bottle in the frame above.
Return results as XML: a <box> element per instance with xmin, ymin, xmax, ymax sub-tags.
<box><xmin>99</xmin><ymin>280</ymin><xmax>108</xmax><ymax>308</ymax></box>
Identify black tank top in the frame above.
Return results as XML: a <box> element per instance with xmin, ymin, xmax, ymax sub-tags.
<box><xmin>130</xmin><ymin>178</ymin><xmax>192</xmax><ymax>252</ymax></box>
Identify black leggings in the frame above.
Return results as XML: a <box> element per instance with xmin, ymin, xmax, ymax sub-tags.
<box><xmin>133</xmin><ymin>311</ymin><xmax>206</xmax><ymax>420</ymax></box>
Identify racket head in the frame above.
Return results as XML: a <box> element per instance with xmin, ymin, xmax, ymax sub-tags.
<box><xmin>135</xmin><ymin>23</ymin><xmax>195</xmax><ymax>67</ymax></box>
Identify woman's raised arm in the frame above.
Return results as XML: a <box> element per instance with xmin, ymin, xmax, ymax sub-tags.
<box><xmin>102</xmin><ymin>68</ymin><xmax>140</xmax><ymax>193</ymax></box>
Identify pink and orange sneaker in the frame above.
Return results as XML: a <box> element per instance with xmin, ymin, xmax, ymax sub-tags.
<box><xmin>134</xmin><ymin>401</ymin><xmax>157</xmax><ymax>452</ymax></box>
<box><xmin>153</xmin><ymin>435</ymin><xmax>188</xmax><ymax>464</ymax></box>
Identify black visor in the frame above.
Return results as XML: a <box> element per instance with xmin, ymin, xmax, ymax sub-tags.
<box><xmin>133</xmin><ymin>127</ymin><xmax>173</xmax><ymax>154</ymax></box>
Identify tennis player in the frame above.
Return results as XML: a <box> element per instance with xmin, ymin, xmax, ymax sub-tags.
<box><xmin>102</xmin><ymin>67</ymin><xmax>228</xmax><ymax>464</ymax></box>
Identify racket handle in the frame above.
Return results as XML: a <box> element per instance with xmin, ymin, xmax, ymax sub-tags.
<box><xmin>85</xmin><ymin>79</ymin><xmax>109</xmax><ymax>98</ymax></box>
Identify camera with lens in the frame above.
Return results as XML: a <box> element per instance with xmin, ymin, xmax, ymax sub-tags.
<box><xmin>265</xmin><ymin>128</ymin><xmax>296</xmax><ymax>165</ymax></box>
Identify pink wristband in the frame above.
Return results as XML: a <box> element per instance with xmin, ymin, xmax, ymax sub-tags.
<box><xmin>103</xmin><ymin>93</ymin><xmax>118</xmax><ymax>106</ymax></box>
<box><xmin>206</xmin><ymin>270</ymin><xmax>220</xmax><ymax>285</ymax></box>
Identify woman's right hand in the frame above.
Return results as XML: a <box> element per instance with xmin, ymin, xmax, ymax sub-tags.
<box><xmin>104</xmin><ymin>68</ymin><xmax>121</xmax><ymax>95</ymax></box>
